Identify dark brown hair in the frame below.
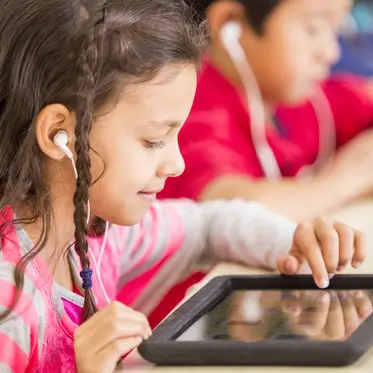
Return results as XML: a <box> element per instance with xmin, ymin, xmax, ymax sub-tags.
<box><xmin>190</xmin><ymin>0</ymin><xmax>282</xmax><ymax>33</ymax></box>
<box><xmin>0</xmin><ymin>0</ymin><xmax>205</xmax><ymax>322</ymax></box>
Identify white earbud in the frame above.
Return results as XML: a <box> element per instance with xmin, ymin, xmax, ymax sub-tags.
<box><xmin>53</xmin><ymin>130</ymin><xmax>74</xmax><ymax>159</ymax></box>
<box><xmin>220</xmin><ymin>21</ymin><xmax>243</xmax><ymax>48</ymax></box>
<box><xmin>53</xmin><ymin>130</ymin><xmax>77</xmax><ymax>178</ymax></box>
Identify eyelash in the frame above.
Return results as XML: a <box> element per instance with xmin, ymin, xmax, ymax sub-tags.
<box><xmin>144</xmin><ymin>140</ymin><xmax>166</xmax><ymax>149</ymax></box>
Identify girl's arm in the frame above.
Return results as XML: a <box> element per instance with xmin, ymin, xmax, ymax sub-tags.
<box><xmin>0</xmin><ymin>262</ymin><xmax>39</xmax><ymax>373</ymax></box>
<box><xmin>115</xmin><ymin>199</ymin><xmax>296</xmax><ymax>315</ymax></box>
<box><xmin>165</xmin><ymin>198</ymin><xmax>296</xmax><ymax>270</ymax></box>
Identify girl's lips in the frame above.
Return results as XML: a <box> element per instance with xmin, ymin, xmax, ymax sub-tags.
<box><xmin>137</xmin><ymin>192</ymin><xmax>157</xmax><ymax>202</ymax></box>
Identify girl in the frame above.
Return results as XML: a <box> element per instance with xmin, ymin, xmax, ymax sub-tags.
<box><xmin>0</xmin><ymin>0</ymin><xmax>366</xmax><ymax>372</ymax></box>
<box><xmin>160</xmin><ymin>0</ymin><xmax>373</xmax><ymax>221</ymax></box>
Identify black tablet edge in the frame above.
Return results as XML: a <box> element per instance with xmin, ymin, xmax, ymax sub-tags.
<box><xmin>148</xmin><ymin>275</ymin><xmax>232</xmax><ymax>341</ymax></box>
<box><xmin>139</xmin><ymin>274</ymin><xmax>373</xmax><ymax>366</ymax></box>
<box><xmin>229</xmin><ymin>273</ymin><xmax>373</xmax><ymax>290</ymax></box>
<box><xmin>144</xmin><ymin>274</ymin><xmax>373</xmax><ymax>342</ymax></box>
<box><xmin>139</xmin><ymin>339</ymin><xmax>361</xmax><ymax>367</ymax></box>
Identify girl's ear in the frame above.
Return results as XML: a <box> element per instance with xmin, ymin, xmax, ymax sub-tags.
<box><xmin>35</xmin><ymin>104</ymin><xmax>76</xmax><ymax>160</ymax></box>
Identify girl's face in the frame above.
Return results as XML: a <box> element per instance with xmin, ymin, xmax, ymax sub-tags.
<box><xmin>244</xmin><ymin>0</ymin><xmax>352</xmax><ymax>104</ymax></box>
<box><xmin>39</xmin><ymin>65</ymin><xmax>197</xmax><ymax>226</ymax></box>
<box><xmin>90</xmin><ymin>65</ymin><xmax>197</xmax><ymax>225</ymax></box>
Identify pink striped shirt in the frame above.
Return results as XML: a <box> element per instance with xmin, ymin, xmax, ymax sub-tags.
<box><xmin>0</xmin><ymin>199</ymin><xmax>296</xmax><ymax>372</ymax></box>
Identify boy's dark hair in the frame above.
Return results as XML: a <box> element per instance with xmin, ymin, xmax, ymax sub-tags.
<box><xmin>0</xmin><ymin>0</ymin><xmax>205</xmax><ymax>322</ymax></box>
<box><xmin>191</xmin><ymin>0</ymin><xmax>281</xmax><ymax>33</ymax></box>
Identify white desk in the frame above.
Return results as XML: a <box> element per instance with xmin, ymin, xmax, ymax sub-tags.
<box><xmin>120</xmin><ymin>199</ymin><xmax>373</xmax><ymax>373</ymax></box>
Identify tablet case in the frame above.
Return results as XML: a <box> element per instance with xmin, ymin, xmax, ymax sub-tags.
<box><xmin>139</xmin><ymin>275</ymin><xmax>373</xmax><ymax>366</ymax></box>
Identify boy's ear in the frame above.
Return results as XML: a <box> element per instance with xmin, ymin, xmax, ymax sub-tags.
<box><xmin>206</xmin><ymin>0</ymin><xmax>247</xmax><ymax>41</ymax></box>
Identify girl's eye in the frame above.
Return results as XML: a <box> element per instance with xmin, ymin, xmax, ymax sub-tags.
<box><xmin>144</xmin><ymin>140</ymin><xmax>166</xmax><ymax>149</ymax></box>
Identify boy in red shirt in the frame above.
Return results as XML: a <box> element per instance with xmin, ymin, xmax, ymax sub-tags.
<box><xmin>160</xmin><ymin>0</ymin><xmax>373</xmax><ymax>221</ymax></box>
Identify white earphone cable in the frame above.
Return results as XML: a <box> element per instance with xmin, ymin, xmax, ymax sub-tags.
<box><xmin>70</xmin><ymin>156</ymin><xmax>111</xmax><ymax>305</ymax></box>
<box><xmin>226</xmin><ymin>39</ymin><xmax>282</xmax><ymax>179</ymax></box>
<box><xmin>222</xmin><ymin>24</ymin><xmax>336</xmax><ymax>179</ymax></box>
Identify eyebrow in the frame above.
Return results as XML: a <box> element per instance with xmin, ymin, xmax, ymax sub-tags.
<box><xmin>306</xmin><ymin>6</ymin><xmax>350</xmax><ymax>19</ymax></box>
<box><xmin>304</xmin><ymin>9</ymin><xmax>332</xmax><ymax>18</ymax></box>
<box><xmin>146</xmin><ymin>120</ymin><xmax>182</xmax><ymax>129</ymax></box>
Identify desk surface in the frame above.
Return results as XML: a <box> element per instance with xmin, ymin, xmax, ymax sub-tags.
<box><xmin>119</xmin><ymin>199</ymin><xmax>373</xmax><ymax>372</ymax></box>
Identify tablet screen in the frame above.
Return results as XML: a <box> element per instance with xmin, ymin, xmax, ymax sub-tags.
<box><xmin>176</xmin><ymin>289</ymin><xmax>373</xmax><ymax>342</ymax></box>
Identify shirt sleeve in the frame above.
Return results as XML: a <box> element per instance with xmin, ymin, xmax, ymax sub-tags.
<box><xmin>323</xmin><ymin>74</ymin><xmax>373</xmax><ymax>146</ymax></box>
<box><xmin>116</xmin><ymin>199</ymin><xmax>296</xmax><ymax>314</ymax></box>
<box><xmin>0</xmin><ymin>262</ymin><xmax>39</xmax><ymax>373</ymax></box>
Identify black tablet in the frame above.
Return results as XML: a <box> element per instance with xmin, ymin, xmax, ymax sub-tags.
<box><xmin>138</xmin><ymin>275</ymin><xmax>373</xmax><ymax>367</ymax></box>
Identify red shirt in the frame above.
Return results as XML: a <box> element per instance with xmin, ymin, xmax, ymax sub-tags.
<box><xmin>159</xmin><ymin>62</ymin><xmax>373</xmax><ymax>201</ymax></box>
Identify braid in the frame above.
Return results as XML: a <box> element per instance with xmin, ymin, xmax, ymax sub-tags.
<box><xmin>73</xmin><ymin>3</ymin><xmax>106</xmax><ymax>322</ymax></box>
<box><xmin>73</xmin><ymin>110</ymin><xmax>97</xmax><ymax>321</ymax></box>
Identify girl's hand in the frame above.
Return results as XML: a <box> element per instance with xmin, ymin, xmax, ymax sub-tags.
<box><xmin>277</xmin><ymin>218</ymin><xmax>367</xmax><ymax>288</ymax></box>
<box><xmin>74</xmin><ymin>301</ymin><xmax>151</xmax><ymax>373</ymax></box>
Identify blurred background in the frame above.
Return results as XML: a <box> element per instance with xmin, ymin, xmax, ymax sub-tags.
<box><xmin>334</xmin><ymin>0</ymin><xmax>373</xmax><ymax>76</ymax></box>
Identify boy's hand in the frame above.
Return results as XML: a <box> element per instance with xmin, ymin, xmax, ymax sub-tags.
<box><xmin>277</xmin><ymin>218</ymin><xmax>367</xmax><ymax>288</ymax></box>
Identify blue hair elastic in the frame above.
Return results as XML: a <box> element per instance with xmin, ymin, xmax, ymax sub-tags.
<box><xmin>80</xmin><ymin>269</ymin><xmax>93</xmax><ymax>290</ymax></box>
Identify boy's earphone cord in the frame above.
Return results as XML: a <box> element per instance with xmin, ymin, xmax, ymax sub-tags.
<box><xmin>53</xmin><ymin>130</ymin><xmax>111</xmax><ymax>305</ymax></box>
<box><xmin>220</xmin><ymin>21</ymin><xmax>336</xmax><ymax>180</ymax></box>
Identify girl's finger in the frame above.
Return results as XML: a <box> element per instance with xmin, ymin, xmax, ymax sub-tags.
<box><xmin>314</xmin><ymin>218</ymin><xmax>339</xmax><ymax>275</ymax></box>
<box><xmin>293</xmin><ymin>221</ymin><xmax>330</xmax><ymax>288</ymax></box>
<box><xmin>76</xmin><ymin>302</ymin><xmax>151</xmax><ymax>341</ymax></box>
<box><xmin>332</xmin><ymin>222</ymin><xmax>354</xmax><ymax>270</ymax></box>
<box><xmin>351</xmin><ymin>230</ymin><xmax>368</xmax><ymax>269</ymax></box>
<box><xmin>75</xmin><ymin>320</ymin><xmax>147</xmax><ymax>357</ymax></box>
<box><xmin>277</xmin><ymin>254</ymin><xmax>301</xmax><ymax>275</ymax></box>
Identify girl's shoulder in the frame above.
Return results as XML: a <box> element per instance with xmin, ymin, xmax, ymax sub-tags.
<box><xmin>0</xmin><ymin>251</ymin><xmax>48</xmax><ymax>371</ymax></box>
<box><xmin>0</xmin><ymin>206</ymin><xmax>52</xmax><ymax>331</ymax></box>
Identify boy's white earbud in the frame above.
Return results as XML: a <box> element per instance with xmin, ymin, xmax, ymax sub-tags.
<box><xmin>53</xmin><ymin>130</ymin><xmax>74</xmax><ymax>159</ymax></box>
<box><xmin>220</xmin><ymin>21</ymin><xmax>243</xmax><ymax>48</ymax></box>
<box><xmin>220</xmin><ymin>21</ymin><xmax>247</xmax><ymax>65</ymax></box>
